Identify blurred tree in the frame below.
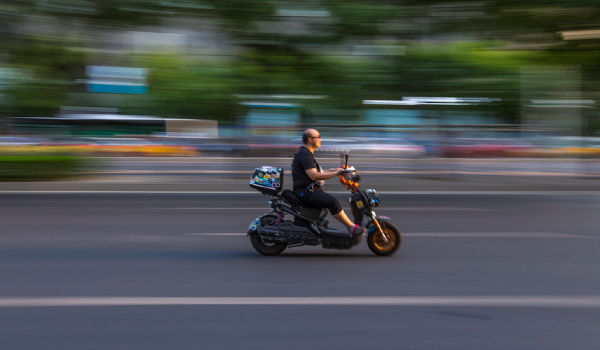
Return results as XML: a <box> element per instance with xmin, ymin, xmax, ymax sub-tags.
<box><xmin>6</xmin><ymin>35</ymin><xmax>87</xmax><ymax>117</ymax></box>
<box><xmin>143</xmin><ymin>54</ymin><xmax>243</xmax><ymax>121</ymax></box>
<box><xmin>208</xmin><ymin>0</ymin><xmax>275</xmax><ymax>31</ymax></box>
<box><xmin>21</xmin><ymin>0</ymin><xmax>166</xmax><ymax>27</ymax></box>
<box><xmin>2</xmin><ymin>0</ymin><xmax>600</xmax><ymax>128</ymax></box>
<box><xmin>385</xmin><ymin>42</ymin><xmax>540</xmax><ymax>123</ymax></box>
<box><xmin>324</xmin><ymin>1</ymin><xmax>403</xmax><ymax>40</ymax></box>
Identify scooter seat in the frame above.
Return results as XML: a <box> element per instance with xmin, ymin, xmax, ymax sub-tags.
<box><xmin>281</xmin><ymin>189</ymin><xmax>307</xmax><ymax>207</ymax></box>
<box><xmin>281</xmin><ymin>189</ymin><xmax>327</xmax><ymax>228</ymax></box>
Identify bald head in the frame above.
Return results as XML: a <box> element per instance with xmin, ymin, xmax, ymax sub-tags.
<box><xmin>302</xmin><ymin>129</ymin><xmax>319</xmax><ymax>144</ymax></box>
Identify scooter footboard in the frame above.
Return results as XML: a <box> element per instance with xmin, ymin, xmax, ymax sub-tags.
<box><xmin>321</xmin><ymin>230</ymin><xmax>361</xmax><ymax>250</ymax></box>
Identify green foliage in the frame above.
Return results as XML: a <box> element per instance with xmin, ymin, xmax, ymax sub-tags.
<box><xmin>2</xmin><ymin>0</ymin><xmax>600</xmax><ymax>127</ymax></box>
<box><xmin>5</xmin><ymin>35</ymin><xmax>87</xmax><ymax>117</ymax></box>
<box><xmin>234</xmin><ymin>48</ymin><xmax>343</xmax><ymax>94</ymax></box>
<box><xmin>11</xmin><ymin>81</ymin><xmax>68</xmax><ymax>117</ymax></box>
<box><xmin>351</xmin><ymin>42</ymin><xmax>538</xmax><ymax>122</ymax></box>
<box><xmin>208</xmin><ymin>0</ymin><xmax>275</xmax><ymax>29</ymax></box>
<box><xmin>9</xmin><ymin>35</ymin><xmax>86</xmax><ymax>73</ymax></box>
<box><xmin>17</xmin><ymin>0</ymin><xmax>166</xmax><ymax>27</ymax></box>
<box><xmin>325</xmin><ymin>1</ymin><xmax>401</xmax><ymax>38</ymax></box>
<box><xmin>0</xmin><ymin>155</ymin><xmax>87</xmax><ymax>181</ymax></box>
<box><xmin>142</xmin><ymin>54</ymin><xmax>242</xmax><ymax>121</ymax></box>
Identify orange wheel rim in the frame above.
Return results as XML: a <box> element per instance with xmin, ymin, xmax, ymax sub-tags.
<box><xmin>373</xmin><ymin>229</ymin><xmax>396</xmax><ymax>251</ymax></box>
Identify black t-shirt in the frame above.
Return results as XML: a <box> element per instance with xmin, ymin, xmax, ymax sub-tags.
<box><xmin>292</xmin><ymin>146</ymin><xmax>319</xmax><ymax>192</ymax></box>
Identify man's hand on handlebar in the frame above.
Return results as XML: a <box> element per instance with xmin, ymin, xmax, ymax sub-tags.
<box><xmin>338</xmin><ymin>166</ymin><xmax>356</xmax><ymax>174</ymax></box>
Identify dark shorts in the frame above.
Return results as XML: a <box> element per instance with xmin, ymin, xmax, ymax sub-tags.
<box><xmin>294</xmin><ymin>186</ymin><xmax>343</xmax><ymax>215</ymax></box>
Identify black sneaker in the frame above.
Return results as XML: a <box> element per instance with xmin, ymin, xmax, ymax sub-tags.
<box><xmin>348</xmin><ymin>224</ymin><xmax>365</xmax><ymax>236</ymax></box>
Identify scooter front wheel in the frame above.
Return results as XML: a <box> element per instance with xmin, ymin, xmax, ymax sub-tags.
<box><xmin>367</xmin><ymin>221</ymin><xmax>401</xmax><ymax>256</ymax></box>
<box><xmin>250</xmin><ymin>215</ymin><xmax>287</xmax><ymax>256</ymax></box>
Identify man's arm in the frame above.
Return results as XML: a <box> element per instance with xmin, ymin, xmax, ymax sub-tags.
<box><xmin>305</xmin><ymin>167</ymin><xmax>343</xmax><ymax>181</ymax></box>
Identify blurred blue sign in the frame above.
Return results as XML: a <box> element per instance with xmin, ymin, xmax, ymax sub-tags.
<box><xmin>87</xmin><ymin>66</ymin><xmax>147</xmax><ymax>94</ymax></box>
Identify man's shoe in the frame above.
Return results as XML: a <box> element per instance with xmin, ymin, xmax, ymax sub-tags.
<box><xmin>348</xmin><ymin>224</ymin><xmax>365</xmax><ymax>236</ymax></box>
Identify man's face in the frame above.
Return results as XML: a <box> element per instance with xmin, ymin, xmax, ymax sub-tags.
<box><xmin>308</xmin><ymin>132</ymin><xmax>321</xmax><ymax>148</ymax></box>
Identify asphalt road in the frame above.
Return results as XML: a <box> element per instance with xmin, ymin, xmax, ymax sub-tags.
<box><xmin>1</xmin><ymin>192</ymin><xmax>599</xmax><ymax>349</ymax></box>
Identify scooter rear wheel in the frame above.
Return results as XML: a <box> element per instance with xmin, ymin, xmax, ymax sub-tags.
<box><xmin>250</xmin><ymin>215</ymin><xmax>287</xmax><ymax>256</ymax></box>
<box><xmin>367</xmin><ymin>222</ymin><xmax>401</xmax><ymax>256</ymax></box>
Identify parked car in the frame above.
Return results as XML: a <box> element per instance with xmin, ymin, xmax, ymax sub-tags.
<box><xmin>509</xmin><ymin>136</ymin><xmax>600</xmax><ymax>157</ymax></box>
<box><xmin>437</xmin><ymin>138</ymin><xmax>533</xmax><ymax>157</ymax></box>
<box><xmin>0</xmin><ymin>136</ymin><xmax>44</xmax><ymax>146</ymax></box>
<box><xmin>227</xmin><ymin>135</ymin><xmax>426</xmax><ymax>158</ymax></box>
<box><xmin>191</xmin><ymin>137</ymin><xmax>248</xmax><ymax>155</ymax></box>
<box><xmin>239</xmin><ymin>136</ymin><xmax>298</xmax><ymax>157</ymax></box>
<box><xmin>0</xmin><ymin>136</ymin><xmax>51</xmax><ymax>153</ymax></box>
<box><xmin>406</xmin><ymin>137</ymin><xmax>441</xmax><ymax>156</ymax></box>
<box><xmin>317</xmin><ymin>137</ymin><xmax>426</xmax><ymax>158</ymax></box>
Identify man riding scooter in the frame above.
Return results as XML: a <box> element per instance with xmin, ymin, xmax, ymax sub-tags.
<box><xmin>291</xmin><ymin>128</ymin><xmax>365</xmax><ymax>236</ymax></box>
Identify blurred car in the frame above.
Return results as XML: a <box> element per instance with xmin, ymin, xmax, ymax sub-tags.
<box><xmin>316</xmin><ymin>137</ymin><xmax>426</xmax><ymax>158</ymax></box>
<box><xmin>406</xmin><ymin>137</ymin><xmax>441</xmax><ymax>156</ymax></box>
<box><xmin>509</xmin><ymin>136</ymin><xmax>600</xmax><ymax>157</ymax></box>
<box><xmin>36</xmin><ymin>137</ymin><xmax>99</xmax><ymax>154</ymax></box>
<box><xmin>186</xmin><ymin>137</ymin><xmax>247</xmax><ymax>155</ymax></box>
<box><xmin>81</xmin><ymin>137</ymin><xmax>198</xmax><ymax>157</ymax></box>
<box><xmin>0</xmin><ymin>136</ymin><xmax>51</xmax><ymax>153</ymax></box>
<box><xmin>0</xmin><ymin>136</ymin><xmax>43</xmax><ymax>146</ymax></box>
<box><xmin>240</xmin><ymin>135</ymin><xmax>299</xmax><ymax>157</ymax></box>
<box><xmin>437</xmin><ymin>138</ymin><xmax>533</xmax><ymax>157</ymax></box>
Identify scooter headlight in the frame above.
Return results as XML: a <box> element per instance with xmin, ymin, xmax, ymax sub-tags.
<box><xmin>365</xmin><ymin>189</ymin><xmax>380</xmax><ymax>207</ymax></box>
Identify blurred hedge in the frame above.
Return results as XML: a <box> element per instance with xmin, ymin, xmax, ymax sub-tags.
<box><xmin>0</xmin><ymin>155</ymin><xmax>87</xmax><ymax>181</ymax></box>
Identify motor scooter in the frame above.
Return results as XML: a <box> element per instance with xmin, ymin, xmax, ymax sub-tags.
<box><xmin>247</xmin><ymin>154</ymin><xmax>401</xmax><ymax>256</ymax></box>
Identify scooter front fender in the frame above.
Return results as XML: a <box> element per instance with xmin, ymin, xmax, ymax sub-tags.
<box><xmin>367</xmin><ymin>215</ymin><xmax>393</xmax><ymax>233</ymax></box>
<box><xmin>376</xmin><ymin>215</ymin><xmax>392</xmax><ymax>224</ymax></box>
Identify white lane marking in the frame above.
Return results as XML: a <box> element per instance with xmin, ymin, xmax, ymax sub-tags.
<box><xmin>405</xmin><ymin>232</ymin><xmax>592</xmax><ymax>238</ymax></box>
<box><xmin>2</xmin><ymin>191</ymin><xmax>600</xmax><ymax>195</ymax></box>
<box><xmin>376</xmin><ymin>191</ymin><xmax>600</xmax><ymax>196</ymax></box>
<box><xmin>346</xmin><ymin>190</ymin><xmax>590</xmax><ymax>196</ymax></box>
<box><xmin>160</xmin><ymin>207</ymin><xmax>496</xmax><ymax>211</ymax></box>
<box><xmin>186</xmin><ymin>233</ymin><xmax>245</xmax><ymax>236</ymax></box>
<box><xmin>186</xmin><ymin>232</ymin><xmax>591</xmax><ymax>238</ymax></box>
<box><xmin>1</xmin><ymin>296</ymin><xmax>600</xmax><ymax>308</ymax></box>
<box><xmin>383</xmin><ymin>207</ymin><xmax>497</xmax><ymax>211</ymax></box>
<box><xmin>160</xmin><ymin>208</ymin><xmax>264</xmax><ymax>210</ymax></box>
<box><xmin>185</xmin><ymin>233</ymin><xmax>245</xmax><ymax>235</ymax></box>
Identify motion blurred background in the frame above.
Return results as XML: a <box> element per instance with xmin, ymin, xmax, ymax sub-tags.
<box><xmin>3</xmin><ymin>4</ymin><xmax>600</xmax><ymax>348</ymax></box>
<box><xmin>1</xmin><ymin>0</ymin><xmax>600</xmax><ymax>180</ymax></box>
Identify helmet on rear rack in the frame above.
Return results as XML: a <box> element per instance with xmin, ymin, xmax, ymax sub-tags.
<box><xmin>249</xmin><ymin>166</ymin><xmax>284</xmax><ymax>196</ymax></box>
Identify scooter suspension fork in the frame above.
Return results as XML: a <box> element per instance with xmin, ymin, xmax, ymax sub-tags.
<box><xmin>370</xmin><ymin>212</ymin><xmax>389</xmax><ymax>244</ymax></box>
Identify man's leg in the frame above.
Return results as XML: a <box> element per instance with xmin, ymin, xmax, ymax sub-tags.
<box><xmin>332</xmin><ymin>210</ymin><xmax>354</xmax><ymax>228</ymax></box>
<box><xmin>333</xmin><ymin>209</ymin><xmax>365</xmax><ymax>235</ymax></box>
<box><xmin>306</xmin><ymin>188</ymin><xmax>363</xmax><ymax>233</ymax></box>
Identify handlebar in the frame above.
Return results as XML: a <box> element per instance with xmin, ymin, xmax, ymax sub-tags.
<box><xmin>338</xmin><ymin>165</ymin><xmax>361</xmax><ymax>191</ymax></box>
<box><xmin>338</xmin><ymin>153</ymin><xmax>360</xmax><ymax>191</ymax></box>
<box><xmin>338</xmin><ymin>166</ymin><xmax>356</xmax><ymax>174</ymax></box>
